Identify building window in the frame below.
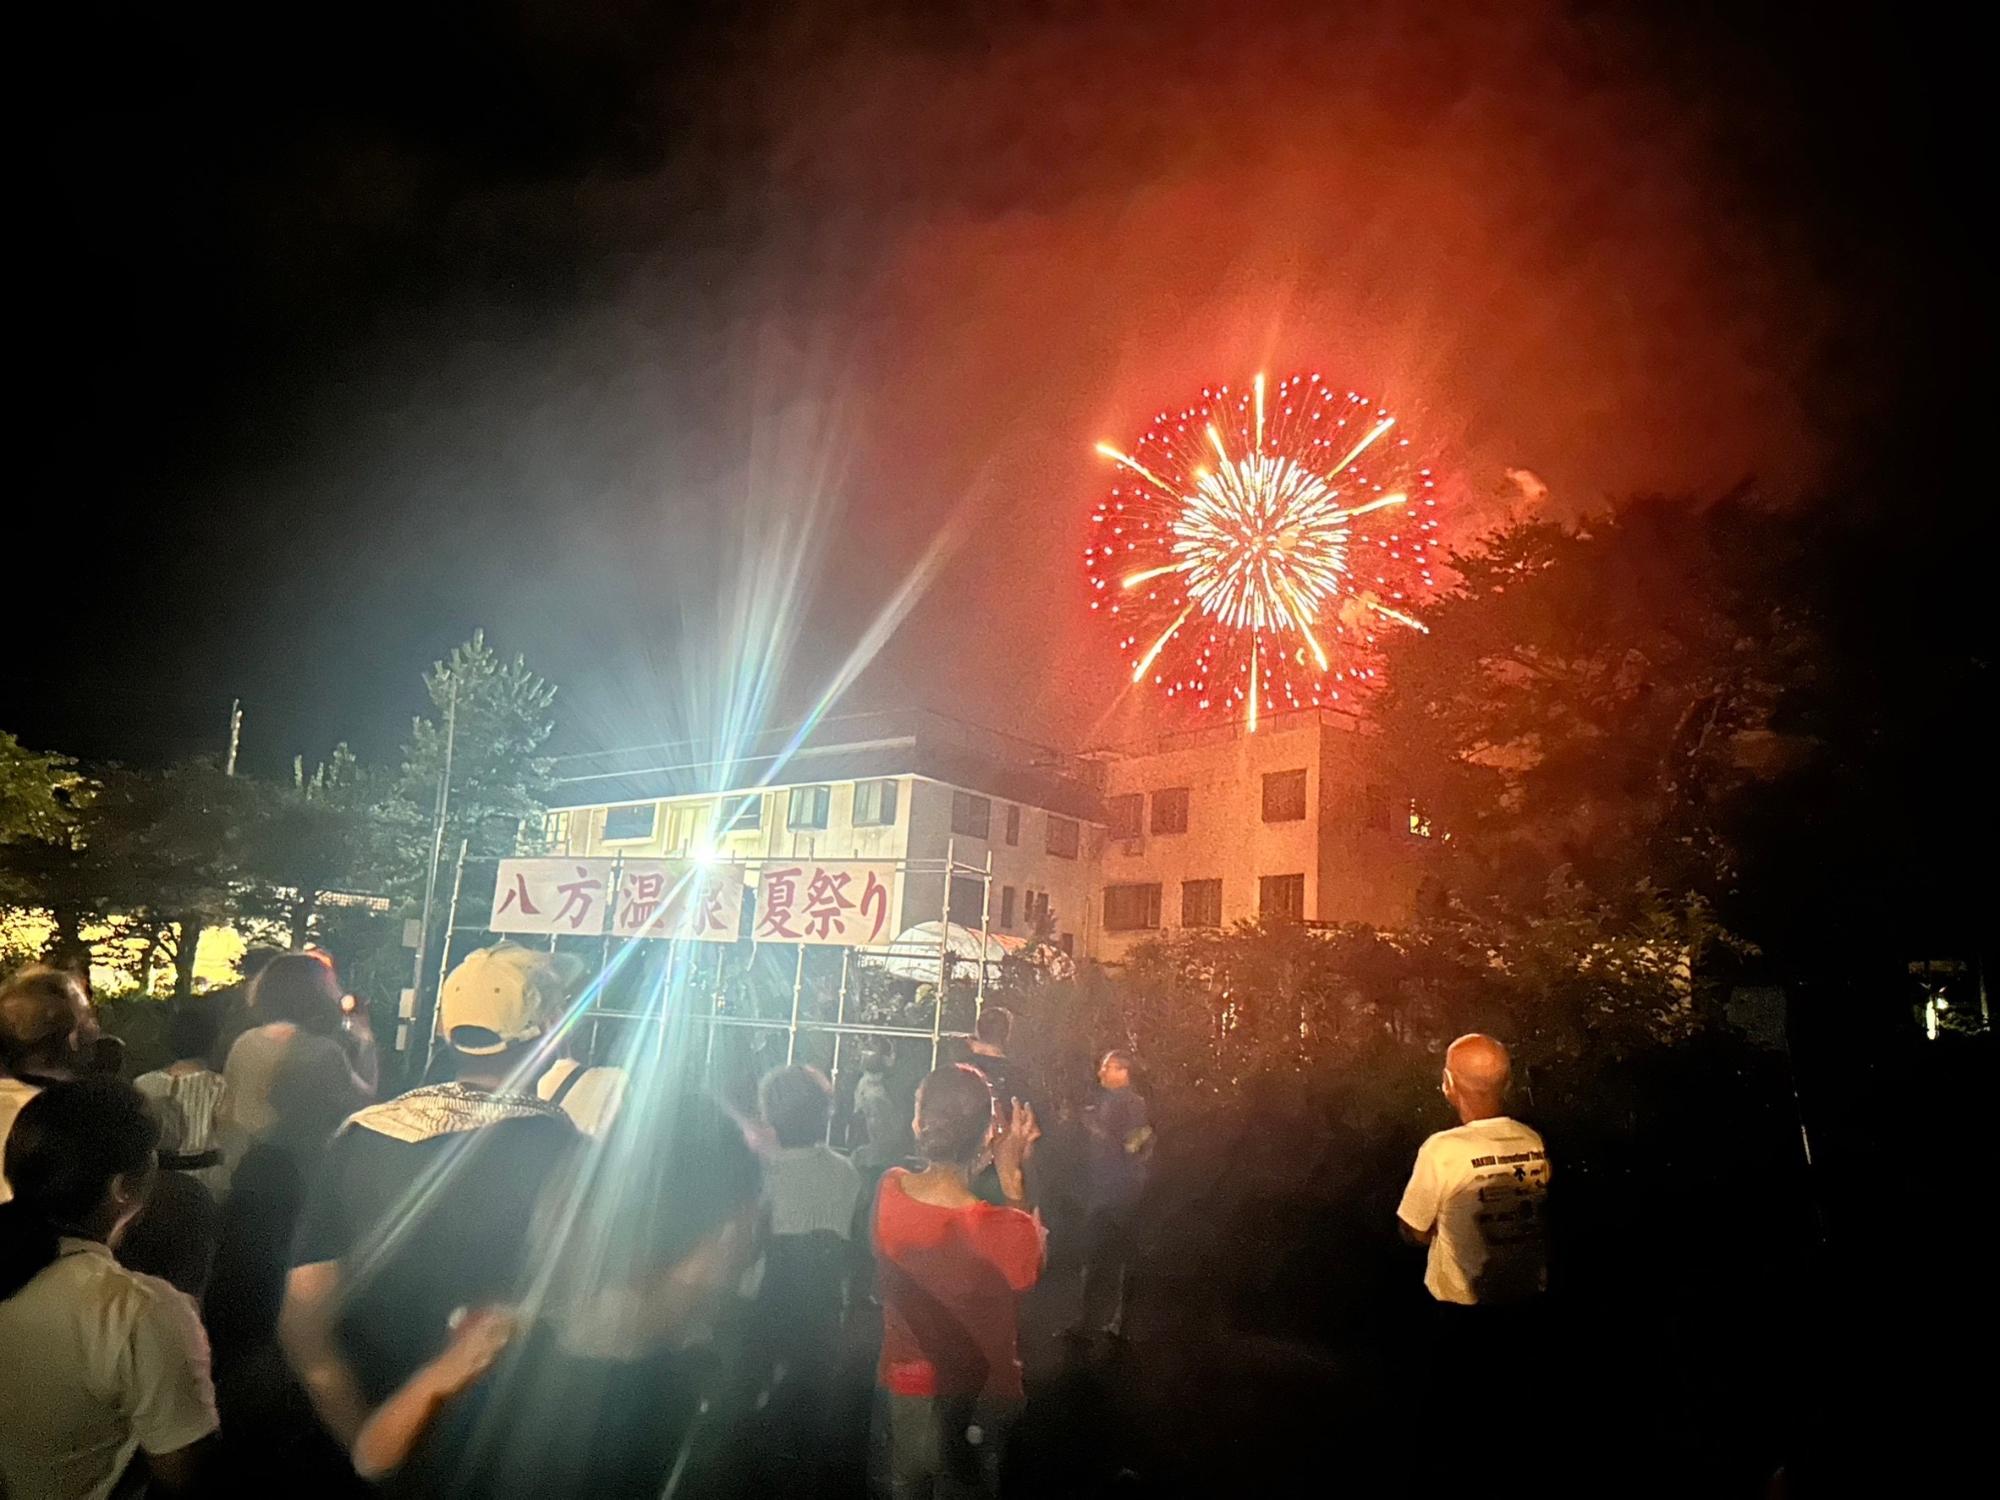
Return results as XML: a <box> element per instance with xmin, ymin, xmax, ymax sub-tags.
<box><xmin>1000</xmin><ymin>886</ymin><xmax>1017</xmax><ymax>928</ymax></box>
<box><xmin>853</xmin><ymin>779</ymin><xmax>898</xmax><ymax>827</ymax></box>
<box><xmin>1046</xmin><ymin>815</ymin><xmax>1080</xmax><ymax>859</ymax></box>
<box><xmin>1103</xmin><ymin>883</ymin><xmax>1162</xmax><ymax>932</ymax></box>
<box><xmin>1023</xmin><ymin>889</ymin><xmax>1051</xmax><ymax>930</ymax></box>
<box><xmin>1004</xmin><ymin>805</ymin><xmax>1021</xmax><ymax>845</ymax></box>
<box><xmin>1259</xmin><ymin>873</ymin><xmax>1306</xmax><ymax>921</ymax></box>
<box><xmin>1365</xmin><ymin>783</ymin><xmax>1393</xmax><ymax>831</ymax></box>
<box><xmin>664</xmin><ymin>802</ymin><xmax>701</xmax><ymax>854</ymax></box>
<box><xmin>542</xmin><ymin>810</ymin><xmax>573</xmax><ymax>852</ymax></box>
<box><xmin>951</xmin><ymin>791</ymin><xmax>992</xmax><ymax>840</ymax></box>
<box><xmin>602</xmin><ymin>803</ymin><xmax>657</xmax><ymax>842</ymax></box>
<box><xmin>1181</xmin><ymin>878</ymin><xmax>1223</xmax><ymax>928</ymax></box>
<box><xmin>1262</xmin><ymin>769</ymin><xmax>1308</xmax><ymax>822</ymax></box>
<box><xmin>949</xmin><ymin>876</ymin><xmax>984</xmax><ymax>928</ymax></box>
<box><xmin>719</xmin><ymin>794</ymin><xmax>763</xmax><ymax>833</ymax></box>
<box><xmin>1151</xmin><ymin>787</ymin><xmax>1190</xmax><ymax>835</ymax></box>
<box><xmin>1107</xmin><ymin>793</ymin><xmax>1143</xmax><ymax>840</ymax></box>
<box><xmin>787</xmin><ymin>785</ymin><xmax>831</xmax><ymax>830</ymax></box>
<box><xmin>1058</xmin><ymin>932</ymin><xmax>1074</xmax><ymax>955</ymax></box>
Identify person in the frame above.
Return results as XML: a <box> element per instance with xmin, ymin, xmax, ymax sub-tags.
<box><xmin>873</xmin><ymin>1064</ymin><xmax>1043</xmax><ymax>1499</ymax></box>
<box><xmin>208</xmin><ymin>946</ymin><xmax>284</xmax><ymax>1071</ymax></box>
<box><xmin>1395</xmin><ymin>1034</ymin><xmax>1552</xmax><ymax>1317</ymax></box>
<box><xmin>760</xmin><ymin>1063</ymin><xmax>864</xmax><ymax>1241</ymax></box>
<box><xmin>135</xmin><ymin>997</ymin><xmax>229</xmax><ymax>1194</ymax></box>
<box><xmin>349</xmin><ymin>1088</ymin><xmax>764</xmax><ymax>1497</ymax></box>
<box><xmin>0</xmin><ymin>966</ymin><xmax>106</xmax><ymax>1202</ymax></box>
<box><xmin>966</xmin><ymin>1007</ymin><xmax>1036</xmax><ymax>1207</ymax></box>
<box><xmin>218</xmin><ymin>952</ymin><xmax>376</xmax><ymax>1176</ymax></box>
<box><xmin>0</xmin><ymin>1077</ymin><xmax>219</xmax><ymax>1498</ymax></box>
<box><xmin>852</xmin><ymin>1044</ymin><xmax>913</xmax><ymax>1174</ymax></box>
<box><xmin>1076</xmin><ymin>1049</ymin><xmax>1152</xmax><ymax>1337</ymax></box>
<box><xmin>533</xmin><ymin>998</ymin><xmax>629</xmax><ymax>1138</ymax></box>
<box><xmin>280</xmin><ymin>942</ymin><xmax>584</xmax><ymax>1451</ymax></box>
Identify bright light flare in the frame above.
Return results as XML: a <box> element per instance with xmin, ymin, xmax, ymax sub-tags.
<box><xmin>1087</xmin><ymin>371</ymin><xmax>1442</xmax><ymax>725</ymax></box>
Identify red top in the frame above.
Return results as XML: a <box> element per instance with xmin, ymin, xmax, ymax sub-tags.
<box><xmin>871</xmin><ymin>1168</ymin><xmax>1044</xmax><ymax>1399</ymax></box>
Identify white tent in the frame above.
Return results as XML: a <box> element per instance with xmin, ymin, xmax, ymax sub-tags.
<box><xmin>862</xmin><ymin>921</ymin><xmax>1026</xmax><ymax>982</ymax></box>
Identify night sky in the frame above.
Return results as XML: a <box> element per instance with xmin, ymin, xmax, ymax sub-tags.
<box><xmin>11</xmin><ymin>0</ymin><xmax>1979</xmax><ymax>775</ymax></box>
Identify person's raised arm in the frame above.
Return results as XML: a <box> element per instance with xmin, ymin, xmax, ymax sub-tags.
<box><xmin>350</xmin><ymin>1308</ymin><xmax>515</xmax><ymax>1480</ymax></box>
<box><xmin>279</xmin><ymin>1260</ymin><xmax>372</xmax><ymax>1448</ymax></box>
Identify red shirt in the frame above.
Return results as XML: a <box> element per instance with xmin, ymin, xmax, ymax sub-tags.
<box><xmin>872</xmin><ymin>1168</ymin><xmax>1044</xmax><ymax>1399</ymax></box>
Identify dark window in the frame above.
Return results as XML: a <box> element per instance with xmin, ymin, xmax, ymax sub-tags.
<box><xmin>1107</xmin><ymin>793</ymin><xmax>1143</xmax><ymax>840</ymax></box>
<box><xmin>1058</xmin><ymin>932</ymin><xmax>1074</xmax><ymax>955</ymax></box>
<box><xmin>602</xmin><ymin>803</ymin><xmax>657</xmax><ymax>842</ymax></box>
<box><xmin>1181</xmin><ymin>878</ymin><xmax>1223</xmax><ymax>928</ymax></box>
<box><xmin>1104</xmin><ymin>883</ymin><xmax>1162</xmax><ymax>932</ymax></box>
<box><xmin>1000</xmin><ymin>886</ymin><xmax>1017</xmax><ymax>928</ymax></box>
<box><xmin>1262</xmin><ymin>769</ymin><xmax>1308</xmax><ymax>822</ymax></box>
<box><xmin>1046</xmin><ymin>815</ymin><xmax>1080</xmax><ymax>859</ymax></box>
<box><xmin>1023</xmin><ymin>890</ymin><xmax>1051</xmax><ymax>929</ymax></box>
<box><xmin>542</xmin><ymin>810</ymin><xmax>573</xmax><ymax>852</ymax></box>
<box><xmin>1364</xmin><ymin>783</ymin><xmax>1393</xmax><ymax>831</ymax></box>
<box><xmin>719</xmin><ymin>794</ymin><xmax>763</xmax><ymax>832</ymax></box>
<box><xmin>1004</xmin><ymin>805</ymin><xmax>1021</xmax><ymax>845</ymax></box>
<box><xmin>1151</xmin><ymin>787</ymin><xmax>1190</xmax><ymax>835</ymax></box>
<box><xmin>951</xmin><ymin>791</ymin><xmax>992</xmax><ymax>840</ymax></box>
<box><xmin>787</xmin><ymin>785</ymin><xmax>831</xmax><ymax>830</ymax></box>
<box><xmin>1259</xmin><ymin>873</ymin><xmax>1306</xmax><ymax>921</ymax></box>
<box><xmin>853</xmin><ymin>779</ymin><xmax>898</xmax><ymax>827</ymax></box>
<box><xmin>949</xmin><ymin>876</ymin><xmax>984</xmax><ymax>928</ymax></box>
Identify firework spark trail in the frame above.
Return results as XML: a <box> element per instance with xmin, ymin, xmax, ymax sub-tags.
<box><xmin>1086</xmin><ymin>370</ymin><xmax>1442</xmax><ymax>725</ymax></box>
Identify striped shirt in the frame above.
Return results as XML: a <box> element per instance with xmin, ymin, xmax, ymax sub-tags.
<box><xmin>133</xmin><ymin>1067</ymin><xmax>228</xmax><ymax>1193</ymax></box>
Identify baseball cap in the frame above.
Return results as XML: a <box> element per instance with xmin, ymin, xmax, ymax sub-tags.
<box><xmin>439</xmin><ymin>944</ymin><xmax>584</xmax><ymax>1055</ymax></box>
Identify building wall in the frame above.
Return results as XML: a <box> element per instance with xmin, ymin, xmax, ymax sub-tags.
<box><xmin>899</xmin><ymin>780</ymin><xmax>1099</xmax><ymax>956</ymax></box>
<box><xmin>1092</xmin><ymin>712</ymin><xmax>1427</xmax><ymax>962</ymax></box>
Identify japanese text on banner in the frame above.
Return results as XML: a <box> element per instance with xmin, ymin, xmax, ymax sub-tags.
<box><xmin>755</xmin><ymin>861</ymin><xmax>896</xmax><ymax>945</ymax></box>
<box><xmin>491</xmin><ymin>858</ymin><xmax>611</xmax><ymax>935</ymax></box>
<box><xmin>611</xmin><ymin>860</ymin><xmax>743</xmax><ymax>943</ymax></box>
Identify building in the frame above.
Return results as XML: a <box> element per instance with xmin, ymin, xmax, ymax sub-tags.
<box><xmin>1089</xmin><ymin>706</ymin><xmax>1429</xmax><ymax>963</ymax></box>
<box><xmin>540</xmin><ymin>705</ymin><xmax>1431</xmax><ymax>964</ymax></box>
<box><xmin>542</xmin><ymin>709</ymin><xmax>1105</xmax><ymax>956</ymax></box>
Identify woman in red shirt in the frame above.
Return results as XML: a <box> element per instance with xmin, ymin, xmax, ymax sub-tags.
<box><xmin>872</xmin><ymin>1063</ymin><xmax>1042</xmax><ymax>1499</ymax></box>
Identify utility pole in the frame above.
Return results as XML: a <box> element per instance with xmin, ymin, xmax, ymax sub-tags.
<box><xmin>398</xmin><ymin>679</ymin><xmax>460</xmax><ymax>1070</ymax></box>
<box><xmin>223</xmin><ymin>699</ymin><xmax>243</xmax><ymax>776</ymax></box>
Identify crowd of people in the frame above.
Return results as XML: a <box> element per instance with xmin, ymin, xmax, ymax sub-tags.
<box><xmin>0</xmin><ymin>945</ymin><xmax>1551</xmax><ymax>1498</ymax></box>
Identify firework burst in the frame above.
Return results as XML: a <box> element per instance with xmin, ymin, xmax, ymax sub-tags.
<box><xmin>1087</xmin><ymin>371</ymin><xmax>1441</xmax><ymax>729</ymax></box>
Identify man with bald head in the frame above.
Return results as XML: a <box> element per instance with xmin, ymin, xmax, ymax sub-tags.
<box><xmin>1396</xmin><ymin>1034</ymin><xmax>1551</xmax><ymax>1309</ymax></box>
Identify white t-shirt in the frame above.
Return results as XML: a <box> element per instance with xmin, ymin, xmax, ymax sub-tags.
<box><xmin>535</xmin><ymin>1059</ymin><xmax>629</xmax><ymax>1138</ymax></box>
<box><xmin>0</xmin><ymin>1238</ymin><xmax>219</xmax><ymax>1499</ymax></box>
<box><xmin>764</xmin><ymin>1144</ymin><xmax>864</xmax><ymax>1239</ymax></box>
<box><xmin>0</xmin><ymin>1075</ymin><xmax>41</xmax><ymax>1203</ymax></box>
<box><xmin>1397</xmin><ymin>1116</ymin><xmax>1552</xmax><ymax>1305</ymax></box>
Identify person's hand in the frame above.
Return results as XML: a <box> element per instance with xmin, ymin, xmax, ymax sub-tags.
<box><xmin>425</xmin><ymin>1308</ymin><xmax>516</xmax><ymax>1400</ymax></box>
<box><xmin>992</xmin><ymin>1099</ymin><xmax>1040</xmax><ymax>1197</ymax></box>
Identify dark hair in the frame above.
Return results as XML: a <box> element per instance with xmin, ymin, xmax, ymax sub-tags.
<box><xmin>914</xmin><ymin>1064</ymin><xmax>994</xmax><ymax>1167</ymax></box>
<box><xmin>974</xmin><ymin>1005</ymin><xmax>1013</xmax><ymax>1047</ymax></box>
<box><xmin>538</xmin><ymin>1087</ymin><xmax>762</xmax><ymax>1302</ymax></box>
<box><xmin>759</xmin><ymin>1064</ymin><xmax>833</xmax><ymax>1149</ymax></box>
<box><xmin>0</xmin><ymin>965</ymin><xmax>90</xmax><ymax>1076</ymax></box>
<box><xmin>1</xmin><ymin>1077</ymin><xmax>159</xmax><ymax>1299</ymax></box>
<box><xmin>861</xmin><ymin>1044</ymin><xmax>893</xmax><ymax>1076</ymax></box>
<box><xmin>249</xmin><ymin>953</ymin><xmax>344</xmax><ymax>1035</ymax></box>
<box><xmin>166</xmin><ymin>996</ymin><xmax>222</xmax><ymax>1063</ymax></box>
<box><xmin>239</xmin><ymin>947</ymin><xmax>284</xmax><ymax>982</ymax></box>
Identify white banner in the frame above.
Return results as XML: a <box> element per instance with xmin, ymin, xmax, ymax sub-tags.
<box><xmin>753</xmin><ymin>860</ymin><xmax>897</xmax><ymax>946</ymax></box>
<box><xmin>490</xmin><ymin>857</ymin><xmax>743</xmax><ymax>942</ymax></box>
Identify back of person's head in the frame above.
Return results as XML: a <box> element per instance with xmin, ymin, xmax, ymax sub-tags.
<box><xmin>166</xmin><ymin>995</ymin><xmax>222</xmax><ymax>1065</ymax></box>
<box><xmin>1443</xmin><ymin>1033</ymin><xmax>1511</xmax><ymax>1113</ymax></box>
<box><xmin>861</xmin><ymin>1044</ymin><xmax>892</xmax><ymax>1077</ymax></box>
<box><xmin>535</xmin><ymin>1088</ymin><xmax>762</xmax><ymax>1331</ymax></box>
<box><xmin>0</xmin><ymin>965</ymin><xmax>93</xmax><ymax>1079</ymax></box>
<box><xmin>974</xmin><ymin>1005</ymin><xmax>1013</xmax><ymax>1048</ymax></box>
<box><xmin>914</xmin><ymin>1064</ymin><xmax>995</xmax><ymax>1168</ymax></box>
<box><xmin>758</xmin><ymin>1064</ymin><xmax>833</xmax><ymax>1149</ymax></box>
<box><xmin>238</xmin><ymin>946</ymin><xmax>283</xmax><ymax>985</ymax></box>
<box><xmin>250</xmin><ymin>952</ymin><xmax>344</xmax><ymax>1035</ymax></box>
<box><xmin>1</xmin><ymin>1077</ymin><xmax>159</xmax><ymax>1300</ymax></box>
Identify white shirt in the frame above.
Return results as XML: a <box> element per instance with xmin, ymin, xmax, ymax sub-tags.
<box><xmin>764</xmin><ymin>1143</ymin><xmax>864</xmax><ymax>1239</ymax></box>
<box><xmin>0</xmin><ymin>1075</ymin><xmax>41</xmax><ymax>1203</ymax></box>
<box><xmin>535</xmin><ymin>1059</ymin><xmax>629</xmax><ymax>1138</ymax></box>
<box><xmin>133</xmin><ymin>1066</ymin><xmax>229</xmax><ymax>1194</ymax></box>
<box><xmin>1397</xmin><ymin>1116</ymin><xmax>1552</xmax><ymax>1305</ymax></box>
<box><xmin>0</xmin><ymin>1238</ymin><xmax>219</xmax><ymax>1500</ymax></box>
